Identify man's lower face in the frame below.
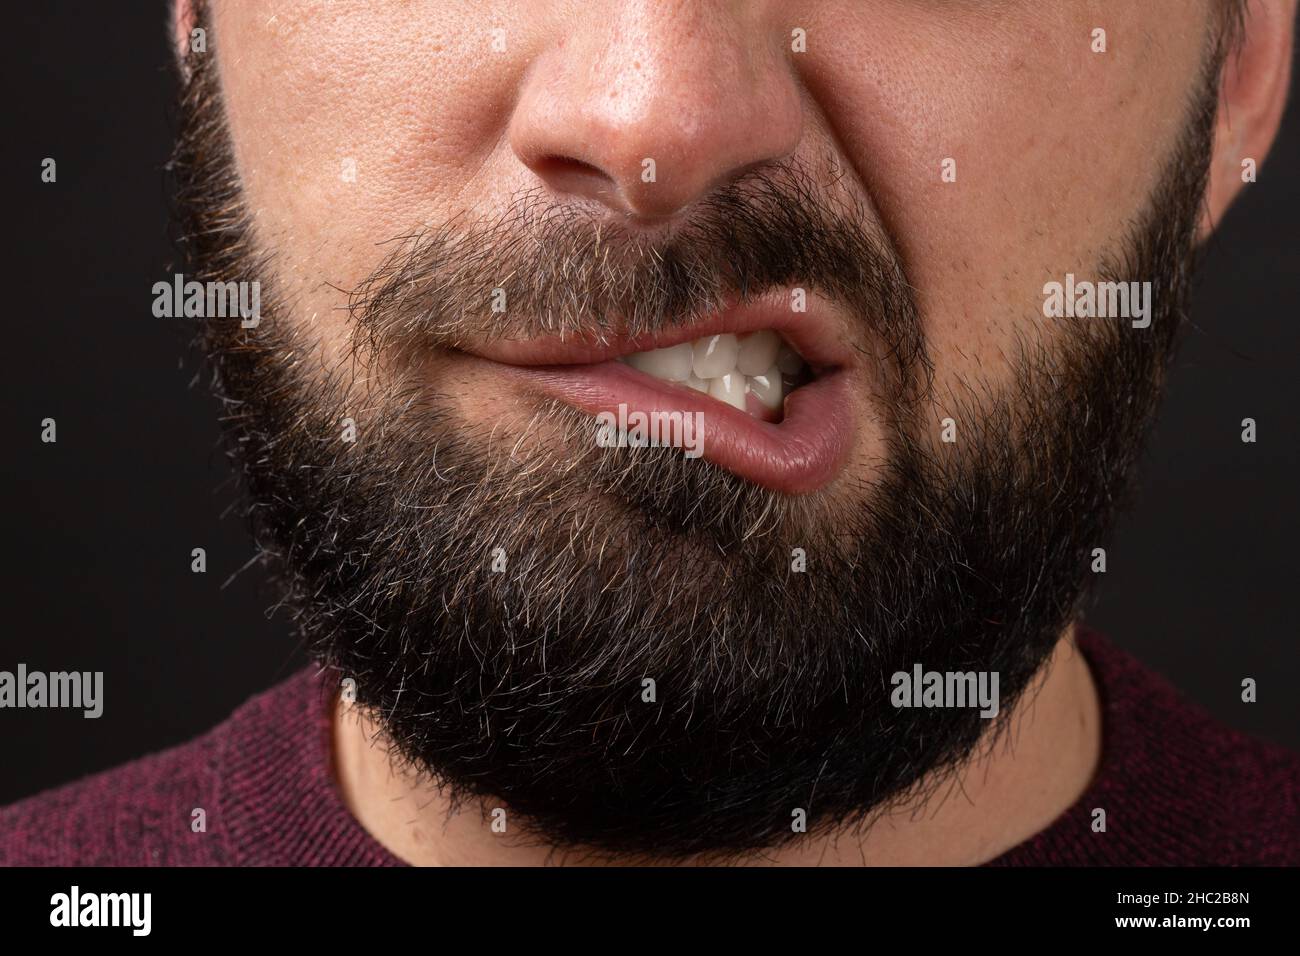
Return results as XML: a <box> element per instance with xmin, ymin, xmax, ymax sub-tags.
<box><xmin>175</xmin><ymin>37</ymin><xmax>1215</xmax><ymax>860</ymax></box>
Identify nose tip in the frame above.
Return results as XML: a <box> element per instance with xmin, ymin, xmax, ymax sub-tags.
<box><xmin>508</xmin><ymin>12</ymin><xmax>803</xmax><ymax>222</ymax></box>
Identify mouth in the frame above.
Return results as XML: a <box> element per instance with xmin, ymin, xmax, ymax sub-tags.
<box><xmin>456</xmin><ymin>292</ymin><xmax>859</xmax><ymax>494</ymax></box>
<box><xmin>616</xmin><ymin>328</ymin><xmax>815</xmax><ymax>423</ymax></box>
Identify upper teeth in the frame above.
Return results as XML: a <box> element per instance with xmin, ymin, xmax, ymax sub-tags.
<box><xmin>619</xmin><ymin>331</ymin><xmax>806</xmax><ymax>413</ymax></box>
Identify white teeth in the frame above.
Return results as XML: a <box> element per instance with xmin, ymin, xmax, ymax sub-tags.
<box><xmin>619</xmin><ymin>330</ymin><xmax>807</xmax><ymax>418</ymax></box>
<box><xmin>736</xmin><ymin>330</ymin><xmax>781</xmax><ymax>376</ymax></box>
<box><xmin>691</xmin><ymin>333</ymin><xmax>740</xmax><ymax>379</ymax></box>
<box><xmin>747</xmin><ymin>367</ymin><xmax>784</xmax><ymax>410</ymax></box>
<box><xmin>624</xmin><ymin>341</ymin><xmax>694</xmax><ymax>381</ymax></box>
<box><xmin>709</xmin><ymin>371</ymin><xmax>748</xmax><ymax>411</ymax></box>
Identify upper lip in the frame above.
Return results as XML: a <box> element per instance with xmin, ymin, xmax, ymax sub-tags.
<box><xmin>457</xmin><ymin>288</ymin><xmax>856</xmax><ymax>373</ymax></box>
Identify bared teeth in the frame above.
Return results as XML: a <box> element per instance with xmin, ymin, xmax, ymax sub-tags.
<box><xmin>709</xmin><ymin>371</ymin><xmax>747</xmax><ymax>411</ymax></box>
<box><xmin>624</xmin><ymin>342</ymin><xmax>694</xmax><ymax>381</ymax></box>
<box><xmin>618</xmin><ymin>330</ymin><xmax>808</xmax><ymax>418</ymax></box>
<box><xmin>746</xmin><ymin>369</ymin><xmax>784</xmax><ymax>410</ymax></box>
<box><xmin>736</xmin><ymin>330</ymin><xmax>781</xmax><ymax>376</ymax></box>
<box><xmin>691</xmin><ymin>334</ymin><xmax>740</xmax><ymax>379</ymax></box>
<box><xmin>775</xmin><ymin>342</ymin><xmax>804</xmax><ymax>376</ymax></box>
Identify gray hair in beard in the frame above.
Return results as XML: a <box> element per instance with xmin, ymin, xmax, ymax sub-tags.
<box><xmin>169</xmin><ymin>3</ymin><xmax>1219</xmax><ymax>860</ymax></box>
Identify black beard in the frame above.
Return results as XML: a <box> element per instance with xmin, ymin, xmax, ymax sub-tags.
<box><xmin>170</xmin><ymin>10</ymin><xmax>1219</xmax><ymax>861</ymax></box>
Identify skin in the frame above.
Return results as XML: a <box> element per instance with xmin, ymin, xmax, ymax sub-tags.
<box><xmin>179</xmin><ymin>0</ymin><xmax>1294</xmax><ymax>864</ymax></box>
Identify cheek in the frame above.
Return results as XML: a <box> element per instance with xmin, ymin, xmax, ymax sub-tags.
<box><xmin>211</xmin><ymin>0</ymin><xmax>1207</xmax><ymax>398</ymax></box>
<box><xmin>213</xmin><ymin>0</ymin><xmax>545</xmax><ymax>362</ymax></box>
<box><xmin>799</xmin><ymin>0</ymin><xmax>1206</xmax><ymax>408</ymax></box>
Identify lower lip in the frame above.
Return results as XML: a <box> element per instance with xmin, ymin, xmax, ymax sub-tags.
<box><xmin>489</xmin><ymin>359</ymin><xmax>856</xmax><ymax>494</ymax></box>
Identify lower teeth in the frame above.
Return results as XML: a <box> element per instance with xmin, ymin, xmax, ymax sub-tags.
<box><xmin>619</xmin><ymin>331</ymin><xmax>809</xmax><ymax>419</ymax></box>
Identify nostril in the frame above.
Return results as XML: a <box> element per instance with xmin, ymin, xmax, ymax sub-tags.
<box><xmin>529</xmin><ymin>154</ymin><xmax>620</xmax><ymax>204</ymax></box>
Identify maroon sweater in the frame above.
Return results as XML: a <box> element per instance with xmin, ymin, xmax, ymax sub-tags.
<box><xmin>2</xmin><ymin>631</ymin><xmax>1297</xmax><ymax>866</ymax></box>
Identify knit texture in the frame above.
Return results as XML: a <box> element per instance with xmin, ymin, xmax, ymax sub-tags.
<box><xmin>2</xmin><ymin>630</ymin><xmax>1296</xmax><ymax>866</ymax></box>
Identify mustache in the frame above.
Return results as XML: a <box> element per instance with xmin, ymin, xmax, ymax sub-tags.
<box><xmin>345</xmin><ymin>158</ymin><xmax>930</xmax><ymax>391</ymax></box>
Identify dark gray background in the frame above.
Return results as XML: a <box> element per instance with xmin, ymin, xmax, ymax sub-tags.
<box><xmin>1</xmin><ymin>4</ymin><xmax>1296</xmax><ymax>805</ymax></box>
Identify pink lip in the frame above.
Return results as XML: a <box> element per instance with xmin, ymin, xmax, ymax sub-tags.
<box><xmin>492</xmin><ymin>359</ymin><xmax>855</xmax><ymax>494</ymax></box>
<box><xmin>466</xmin><ymin>291</ymin><xmax>855</xmax><ymax>372</ymax></box>
<box><xmin>455</xmin><ymin>292</ymin><xmax>859</xmax><ymax>494</ymax></box>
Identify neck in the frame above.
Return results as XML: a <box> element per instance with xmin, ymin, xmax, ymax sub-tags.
<box><xmin>330</xmin><ymin>628</ymin><xmax>1100</xmax><ymax>865</ymax></box>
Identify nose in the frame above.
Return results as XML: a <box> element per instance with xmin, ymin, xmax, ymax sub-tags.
<box><xmin>508</xmin><ymin>1</ymin><xmax>803</xmax><ymax>222</ymax></box>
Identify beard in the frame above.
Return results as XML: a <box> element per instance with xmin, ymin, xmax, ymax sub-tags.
<box><xmin>170</xmin><ymin>11</ymin><xmax>1222</xmax><ymax>861</ymax></box>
